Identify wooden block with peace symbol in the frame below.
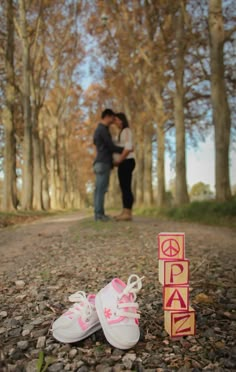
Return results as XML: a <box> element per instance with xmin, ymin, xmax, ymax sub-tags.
<box><xmin>159</xmin><ymin>259</ymin><xmax>189</xmax><ymax>286</ymax></box>
<box><xmin>158</xmin><ymin>233</ymin><xmax>185</xmax><ymax>261</ymax></box>
<box><xmin>164</xmin><ymin>306</ymin><xmax>196</xmax><ymax>338</ymax></box>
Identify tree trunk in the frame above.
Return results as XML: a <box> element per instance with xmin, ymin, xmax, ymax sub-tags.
<box><xmin>49</xmin><ymin>124</ymin><xmax>61</xmax><ymax>209</ymax></box>
<box><xmin>155</xmin><ymin>89</ymin><xmax>166</xmax><ymax>208</ymax></box>
<box><xmin>135</xmin><ymin>125</ymin><xmax>144</xmax><ymax>206</ymax></box>
<box><xmin>38</xmin><ymin>116</ymin><xmax>50</xmax><ymax>210</ymax></box>
<box><xmin>32</xmin><ymin>104</ymin><xmax>43</xmax><ymax>210</ymax></box>
<box><xmin>40</xmin><ymin>138</ymin><xmax>50</xmax><ymax>210</ymax></box>
<box><xmin>174</xmin><ymin>2</ymin><xmax>189</xmax><ymax>206</ymax></box>
<box><xmin>157</xmin><ymin>120</ymin><xmax>166</xmax><ymax>208</ymax></box>
<box><xmin>59</xmin><ymin>122</ymin><xmax>67</xmax><ymax>209</ymax></box>
<box><xmin>2</xmin><ymin>0</ymin><xmax>17</xmax><ymax>211</ymax></box>
<box><xmin>19</xmin><ymin>0</ymin><xmax>33</xmax><ymax>210</ymax></box>
<box><xmin>209</xmin><ymin>0</ymin><xmax>232</xmax><ymax>200</ymax></box>
<box><xmin>32</xmin><ymin>130</ymin><xmax>43</xmax><ymax>210</ymax></box>
<box><xmin>143</xmin><ymin>123</ymin><xmax>153</xmax><ymax>206</ymax></box>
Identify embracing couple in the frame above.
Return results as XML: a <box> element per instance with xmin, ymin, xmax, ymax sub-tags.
<box><xmin>93</xmin><ymin>109</ymin><xmax>135</xmax><ymax>222</ymax></box>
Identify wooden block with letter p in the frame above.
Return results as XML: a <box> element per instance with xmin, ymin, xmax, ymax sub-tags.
<box><xmin>159</xmin><ymin>259</ymin><xmax>189</xmax><ymax>286</ymax></box>
<box><xmin>158</xmin><ymin>233</ymin><xmax>185</xmax><ymax>261</ymax></box>
<box><xmin>164</xmin><ymin>306</ymin><xmax>196</xmax><ymax>338</ymax></box>
<box><xmin>163</xmin><ymin>285</ymin><xmax>189</xmax><ymax>311</ymax></box>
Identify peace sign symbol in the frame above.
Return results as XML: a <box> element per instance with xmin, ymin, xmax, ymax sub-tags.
<box><xmin>161</xmin><ymin>238</ymin><xmax>180</xmax><ymax>257</ymax></box>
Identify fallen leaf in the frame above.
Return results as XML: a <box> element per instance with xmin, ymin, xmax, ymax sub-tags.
<box><xmin>194</xmin><ymin>293</ymin><xmax>214</xmax><ymax>304</ymax></box>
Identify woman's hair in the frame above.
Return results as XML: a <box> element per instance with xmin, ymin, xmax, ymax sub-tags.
<box><xmin>115</xmin><ymin>112</ymin><xmax>129</xmax><ymax>129</ymax></box>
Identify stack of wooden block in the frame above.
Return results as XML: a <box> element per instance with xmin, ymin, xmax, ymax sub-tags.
<box><xmin>158</xmin><ymin>232</ymin><xmax>196</xmax><ymax>338</ymax></box>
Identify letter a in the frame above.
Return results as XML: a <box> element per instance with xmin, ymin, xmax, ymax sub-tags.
<box><xmin>164</xmin><ymin>286</ymin><xmax>189</xmax><ymax>311</ymax></box>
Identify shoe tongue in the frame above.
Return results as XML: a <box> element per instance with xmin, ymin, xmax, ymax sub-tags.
<box><xmin>62</xmin><ymin>301</ymin><xmax>84</xmax><ymax>320</ymax></box>
<box><xmin>87</xmin><ymin>294</ymin><xmax>96</xmax><ymax>306</ymax></box>
<box><xmin>62</xmin><ymin>309</ymin><xmax>76</xmax><ymax>321</ymax></box>
<box><xmin>111</xmin><ymin>278</ymin><xmax>126</xmax><ymax>294</ymax></box>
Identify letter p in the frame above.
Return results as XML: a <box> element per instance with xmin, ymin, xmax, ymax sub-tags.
<box><xmin>165</xmin><ymin>260</ymin><xmax>189</xmax><ymax>285</ymax></box>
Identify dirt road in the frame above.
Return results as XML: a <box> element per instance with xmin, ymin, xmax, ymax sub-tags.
<box><xmin>0</xmin><ymin>213</ymin><xmax>236</xmax><ymax>371</ymax></box>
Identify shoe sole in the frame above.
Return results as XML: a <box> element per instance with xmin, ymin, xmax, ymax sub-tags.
<box><xmin>115</xmin><ymin>218</ymin><xmax>132</xmax><ymax>221</ymax></box>
<box><xmin>52</xmin><ymin>322</ymin><xmax>102</xmax><ymax>343</ymax></box>
<box><xmin>95</xmin><ymin>292</ymin><xmax>138</xmax><ymax>350</ymax></box>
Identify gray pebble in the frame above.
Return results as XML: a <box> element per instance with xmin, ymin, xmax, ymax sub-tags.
<box><xmin>32</xmin><ymin>317</ymin><xmax>44</xmax><ymax>325</ymax></box>
<box><xmin>96</xmin><ymin>365</ymin><xmax>112</xmax><ymax>372</ymax></box>
<box><xmin>0</xmin><ymin>311</ymin><xmax>8</xmax><ymax>318</ymax></box>
<box><xmin>17</xmin><ymin>340</ymin><xmax>29</xmax><ymax>350</ymax></box>
<box><xmin>77</xmin><ymin>366</ymin><xmax>89</xmax><ymax>372</ymax></box>
<box><xmin>15</xmin><ymin>280</ymin><xmax>26</xmax><ymax>288</ymax></box>
<box><xmin>224</xmin><ymin>358</ymin><xmax>236</xmax><ymax>368</ymax></box>
<box><xmin>69</xmin><ymin>348</ymin><xmax>77</xmax><ymax>359</ymax></box>
<box><xmin>48</xmin><ymin>362</ymin><xmax>64</xmax><ymax>372</ymax></box>
<box><xmin>31</xmin><ymin>328</ymin><xmax>47</xmax><ymax>338</ymax></box>
<box><xmin>26</xmin><ymin>360</ymin><xmax>38</xmax><ymax>372</ymax></box>
<box><xmin>0</xmin><ymin>327</ymin><xmax>6</xmax><ymax>335</ymax></box>
<box><xmin>22</xmin><ymin>329</ymin><xmax>31</xmax><ymax>336</ymax></box>
<box><xmin>112</xmin><ymin>349</ymin><xmax>125</xmax><ymax>357</ymax></box>
<box><xmin>9</xmin><ymin>327</ymin><xmax>22</xmax><ymax>337</ymax></box>
<box><xmin>9</xmin><ymin>348</ymin><xmax>24</xmax><ymax>361</ymax></box>
<box><xmin>36</xmin><ymin>336</ymin><xmax>46</xmax><ymax>349</ymax></box>
<box><xmin>122</xmin><ymin>358</ymin><xmax>133</xmax><ymax>369</ymax></box>
<box><xmin>16</xmin><ymin>294</ymin><xmax>27</xmax><ymax>302</ymax></box>
<box><xmin>112</xmin><ymin>364</ymin><xmax>125</xmax><ymax>372</ymax></box>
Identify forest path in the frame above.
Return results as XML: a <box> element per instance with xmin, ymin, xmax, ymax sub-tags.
<box><xmin>0</xmin><ymin>212</ymin><xmax>235</xmax><ymax>275</ymax></box>
<box><xmin>0</xmin><ymin>211</ymin><xmax>89</xmax><ymax>274</ymax></box>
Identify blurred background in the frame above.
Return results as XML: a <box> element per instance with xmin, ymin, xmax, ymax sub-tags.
<box><xmin>0</xmin><ymin>0</ymin><xmax>235</xmax><ymax>214</ymax></box>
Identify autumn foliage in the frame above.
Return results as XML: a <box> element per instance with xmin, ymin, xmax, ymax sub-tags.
<box><xmin>0</xmin><ymin>0</ymin><xmax>235</xmax><ymax>211</ymax></box>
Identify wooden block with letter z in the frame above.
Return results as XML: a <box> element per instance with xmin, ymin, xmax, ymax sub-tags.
<box><xmin>164</xmin><ymin>306</ymin><xmax>196</xmax><ymax>338</ymax></box>
<box><xmin>159</xmin><ymin>259</ymin><xmax>189</xmax><ymax>286</ymax></box>
<box><xmin>158</xmin><ymin>233</ymin><xmax>185</xmax><ymax>261</ymax></box>
<box><xmin>163</xmin><ymin>285</ymin><xmax>189</xmax><ymax>311</ymax></box>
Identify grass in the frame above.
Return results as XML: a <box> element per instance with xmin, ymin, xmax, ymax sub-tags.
<box><xmin>40</xmin><ymin>270</ymin><xmax>50</xmax><ymax>281</ymax></box>
<box><xmin>0</xmin><ymin>209</ymin><xmax>65</xmax><ymax>228</ymax></box>
<box><xmin>135</xmin><ymin>198</ymin><xmax>236</xmax><ymax>228</ymax></box>
<box><xmin>80</xmin><ymin>218</ymin><xmax>115</xmax><ymax>231</ymax></box>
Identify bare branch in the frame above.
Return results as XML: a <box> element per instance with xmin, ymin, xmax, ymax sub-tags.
<box><xmin>224</xmin><ymin>27</ymin><xmax>236</xmax><ymax>43</ymax></box>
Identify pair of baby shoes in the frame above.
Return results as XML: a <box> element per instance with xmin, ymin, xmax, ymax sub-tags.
<box><xmin>52</xmin><ymin>274</ymin><xmax>143</xmax><ymax>350</ymax></box>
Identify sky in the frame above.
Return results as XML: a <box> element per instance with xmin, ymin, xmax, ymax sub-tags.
<box><xmin>165</xmin><ymin>132</ymin><xmax>236</xmax><ymax>192</ymax></box>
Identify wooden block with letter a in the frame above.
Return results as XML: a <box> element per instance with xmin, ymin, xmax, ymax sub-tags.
<box><xmin>158</xmin><ymin>233</ymin><xmax>185</xmax><ymax>261</ymax></box>
<box><xmin>163</xmin><ymin>285</ymin><xmax>189</xmax><ymax>311</ymax></box>
<box><xmin>164</xmin><ymin>306</ymin><xmax>196</xmax><ymax>338</ymax></box>
<box><xmin>159</xmin><ymin>259</ymin><xmax>189</xmax><ymax>286</ymax></box>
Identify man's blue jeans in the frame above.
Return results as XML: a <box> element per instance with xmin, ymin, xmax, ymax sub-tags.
<box><xmin>93</xmin><ymin>162</ymin><xmax>111</xmax><ymax>218</ymax></box>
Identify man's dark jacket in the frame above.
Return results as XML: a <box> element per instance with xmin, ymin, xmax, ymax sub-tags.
<box><xmin>93</xmin><ymin>123</ymin><xmax>123</xmax><ymax>167</ymax></box>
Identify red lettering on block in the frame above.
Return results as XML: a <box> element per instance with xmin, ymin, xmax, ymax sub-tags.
<box><xmin>164</xmin><ymin>260</ymin><xmax>189</xmax><ymax>286</ymax></box>
<box><xmin>174</xmin><ymin>313</ymin><xmax>191</xmax><ymax>334</ymax></box>
<box><xmin>164</xmin><ymin>307</ymin><xmax>196</xmax><ymax>338</ymax></box>
<box><xmin>158</xmin><ymin>233</ymin><xmax>185</xmax><ymax>260</ymax></box>
<box><xmin>163</xmin><ymin>286</ymin><xmax>189</xmax><ymax>311</ymax></box>
<box><xmin>170</xmin><ymin>263</ymin><xmax>184</xmax><ymax>283</ymax></box>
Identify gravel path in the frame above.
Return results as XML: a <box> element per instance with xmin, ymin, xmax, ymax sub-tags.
<box><xmin>0</xmin><ymin>213</ymin><xmax>236</xmax><ymax>371</ymax></box>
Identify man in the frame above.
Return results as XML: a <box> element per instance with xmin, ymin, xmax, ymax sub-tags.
<box><xmin>93</xmin><ymin>109</ymin><xmax>123</xmax><ymax>221</ymax></box>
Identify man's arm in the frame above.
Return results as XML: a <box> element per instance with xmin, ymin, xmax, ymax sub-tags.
<box><xmin>101</xmin><ymin>127</ymin><xmax>123</xmax><ymax>153</ymax></box>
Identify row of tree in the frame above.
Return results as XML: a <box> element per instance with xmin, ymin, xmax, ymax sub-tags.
<box><xmin>0</xmin><ymin>0</ymin><xmax>235</xmax><ymax>211</ymax></box>
<box><xmin>88</xmin><ymin>0</ymin><xmax>235</xmax><ymax>207</ymax></box>
<box><xmin>0</xmin><ymin>0</ymin><xmax>92</xmax><ymax>210</ymax></box>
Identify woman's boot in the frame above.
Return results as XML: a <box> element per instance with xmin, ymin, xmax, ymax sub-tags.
<box><xmin>114</xmin><ymin>209</ymin><xmax>125</xmax><ymax>220</ymax></box>
<box><xmin>116</xmin><ymin>208</ymin><xmax>132</xmax><ymax>221</ymax></box>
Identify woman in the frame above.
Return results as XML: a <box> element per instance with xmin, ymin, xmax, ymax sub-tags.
<box><xmin>113</xmin><ymin>113</ymin><xmax>135</xmax><ymax>221</ymax></box>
